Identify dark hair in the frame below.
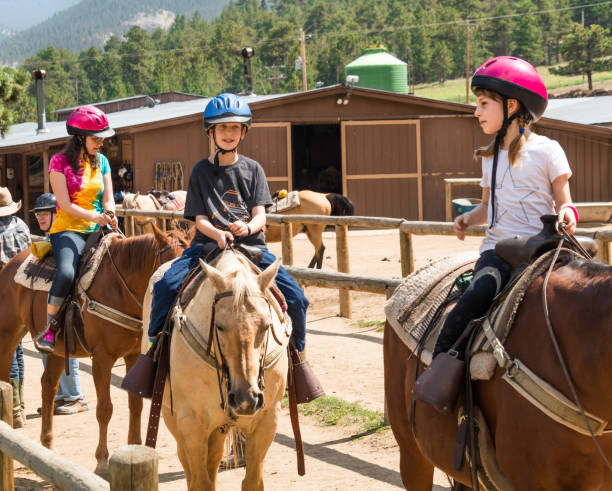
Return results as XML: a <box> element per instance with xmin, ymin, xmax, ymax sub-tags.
<box><xmin>60</xmin><ymin>136</ymin><xmax>99</xmax><ymax>174</ymax></box>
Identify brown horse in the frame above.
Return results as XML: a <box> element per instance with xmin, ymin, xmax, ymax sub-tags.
<box><xmin>265</xmin><ymin>190</ymin><xmax>354</xmax><ymax>268</ymax></box>
<box><xmin>0</xmin><ymin>226</ymin><xmax>185</xmax><ymax>474</ymax></box>
<box><xmin>384</xmin><ymin>256</ymin><xmax>612</xmax><ymax>489</ymax></box>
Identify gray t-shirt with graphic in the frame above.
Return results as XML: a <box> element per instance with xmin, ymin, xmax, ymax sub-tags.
<box><xmin>184</xmin><ymin>155</ymin><xmax>272</xmax><ymax>248</ymax></box>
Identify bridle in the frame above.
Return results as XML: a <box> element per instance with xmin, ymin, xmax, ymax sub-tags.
<box><xmin>206</xmin><ymin>290</ymin><xmax>272</xmax><ymax>413</ymax></box>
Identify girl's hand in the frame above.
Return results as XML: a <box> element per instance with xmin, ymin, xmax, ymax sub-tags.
<box><xmin>216</xmin><ymin>230</ymin><xmax>234</xmax><ymax>248</ymax></box>
<box><xmin>228</xmin><ymin>220</ymin><xmax>249</xmax><ymax>237</ymax></box>
<box><xmin>93</xmin><ymin>213</ymin><xmax>111</xmax><ymax>227</ymax></box>
<box><xmin>454</xmin><ymin>213</ymin><xmax>471</xmax><ymax>241</ymax></box>
<box><xmin>558</xmin><ymin>207</ymin><xmax>577</xmax><ymax>235</ymax></box>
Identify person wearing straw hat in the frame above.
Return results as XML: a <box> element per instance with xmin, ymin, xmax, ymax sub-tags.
<box><xmin>0</xmin><ymin>186</ymin><xmax>31</xmax><ymax>428</ymax></box>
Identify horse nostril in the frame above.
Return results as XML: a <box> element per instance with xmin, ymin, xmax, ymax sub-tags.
<box><xmin>228</xmin><ymin>392</ymin><xmax>237</xmax><ymax>409</ymax></box>
<box><xmin>256</xmin><ymin>392</ymin><xmax>264</xmax><ymax>410</ymax></box>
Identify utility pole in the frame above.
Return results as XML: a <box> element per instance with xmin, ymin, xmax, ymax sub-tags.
<box><xmin>581</xmin><ymin>8</ymin><xmax>585</xmax><ymax>26</ymax></box>
<box><xmin>300</xmin><ymin>28</ymin><xmax>308</xmax><ymax>92</ymax></box>
<box><xmin>465</xmin><ymin>20</ymin><xmax>470</xmax><ymax>104</ymax></box>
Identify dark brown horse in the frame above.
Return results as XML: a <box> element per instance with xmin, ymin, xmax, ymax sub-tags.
<box><xmin>384</xmin><ymin>257</ymin><xmax>612</xmax><ymax>489</ymax></box>
<box><xmin>0</xmin><ymin>226</ymin><xmax>185</xmax><ymax>473</ymax></box>
<box><xmin>265</xmin><ymin>190</ymin><xmax>354</xmax><ymax>268</ymax></box>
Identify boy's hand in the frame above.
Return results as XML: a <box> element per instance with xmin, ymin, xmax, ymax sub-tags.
<box><xmin>216</xmin><ymin>230</ymin><xmax>234</xmax><ymax>248</ymax></box>
<box><xmin>454</xmin><ymin>213</ymin><xmax>470</xmax><ymax>241</ymax></box>
<box><xmin>228</xmin><ymin>220</ymin><xmax>249</xmax><ymax>237</ymax></box>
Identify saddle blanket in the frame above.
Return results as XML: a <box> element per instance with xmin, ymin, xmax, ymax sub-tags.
<box><xmin>385</xmin><ymin>250</ymin><xmax>561</xmax><ymax>378</ymax></box>
<box><xmin>385</xmin><ymin>252</ymin><xmax>478</xmax><ymax>367</ymax></box>
<box><xmin>13</xmin><ymin>233</ymin><xmax>116</xmax><ymax>293</ymax></box>
<box><xmin>270</xmin><ymin>190</ymin><xmax>300</xmax><ymax>213</ymax></box>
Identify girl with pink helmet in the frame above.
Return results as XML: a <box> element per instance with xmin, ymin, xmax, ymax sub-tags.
<box><xmin>35</xmin><ymin>105</ymin><xmax>118</xmax><ymax>353</ymax></box>
<box><xmin>420</xmin><ymin>56</ymin><xmax>578</xmax><ymax>383</ymax></box>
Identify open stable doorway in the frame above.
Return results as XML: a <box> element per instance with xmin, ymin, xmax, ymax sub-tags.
<box><xmin>291</xmin><ymin>124</ymin><xmax>341</xmax><ymax>193</ymax></box>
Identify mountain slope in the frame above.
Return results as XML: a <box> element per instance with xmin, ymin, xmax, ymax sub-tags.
<box><xmin>0</xmin><ymin>0</ymin><xmax>229</xmax><ymax>65</ymax></box>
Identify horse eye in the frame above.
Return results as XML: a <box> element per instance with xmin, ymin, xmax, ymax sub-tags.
<box><xmin>215</xmin><ymin>324</ymin><xmax>224</xmax><ymax>332</ymax></box>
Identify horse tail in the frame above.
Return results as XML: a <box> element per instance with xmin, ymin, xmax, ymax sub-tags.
<box><xmin>325</xmin><ymin>193</ymin><xmax>354</xmax><ymax>216</ymax></box>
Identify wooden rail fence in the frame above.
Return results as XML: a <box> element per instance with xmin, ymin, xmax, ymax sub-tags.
<box><xmin>115</xmin><ymin>208</ymin><xmax>612</xmax><ymax>318</ymax></box>
<box><xmin>0</xmin><ymin>382</ymin><xmax>158</xmax><ymax>491</ymax></box>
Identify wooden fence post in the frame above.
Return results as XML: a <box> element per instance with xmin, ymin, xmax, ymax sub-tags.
<box><xmin>596</xmin><ymin>239</ymin><xmax>611</xmax><ymax>264</ymax></box>
<box><xmin>335</xmin><ymin>224</ymin><xmax>352</xmax><ymax>318</ymax></box>
<box><xmin>399</xmin><ymin>230</ymin><xmax>414</xmax><ymax>277</ymax></box>
<box><xmin>0</xmin><ymin>381</ymin><xmax>14</xmax><ymax>491</ymax></box>
<box><xmin>109</xmin><ymin>445</ymin><xmax>158</xmax><ymax>491</ymax></box>
<box><xmin>125</xmin><ymin>216</ymin><xmax>135</xmax><ymax>236</ymax></box>
<box><xmin>280</xmin><ymin>222</ymin><xmax>294</xmax><ymax>266</ymax></box>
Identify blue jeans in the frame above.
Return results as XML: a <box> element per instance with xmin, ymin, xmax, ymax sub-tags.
<box><xmin>148</xmin><ymin>244</ymin><xmax>308</xmax><ymax>350</ymax></box>
<box><xmin>10</xmin><ymin>343</ymin><xmax>24</xmax><ymax>382</ymax></box>
<box><xmin>48</xmin><ymin>231</ymin><xmax>89</xmax><ymax>306</ymax></box>
<box><xmin>42</xmin><ymin>355</ymin><xmax>83</xmax><ymax>402</ymax></box>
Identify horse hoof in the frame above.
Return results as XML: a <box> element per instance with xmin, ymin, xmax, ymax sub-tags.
<box><xmin>95</xmin><ymin>461</ymin><xmax>109</xmax><ymax>476</ymax></box>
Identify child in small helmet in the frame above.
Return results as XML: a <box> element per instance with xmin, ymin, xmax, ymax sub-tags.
<box><xmin>147</xmin><ymin>93</ymin><xmax>309</xmax><ymax>353</ymax></box>
<box><xmin>431</xmin><ymin>56</ymin><xmax>577</xmax><ymax>359</ymax></box>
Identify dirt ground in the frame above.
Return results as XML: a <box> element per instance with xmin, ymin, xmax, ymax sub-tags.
<box><xmin>12</xmin><ymin>230</ymin><xmax>482</xmax><ymax>490</ymax></box>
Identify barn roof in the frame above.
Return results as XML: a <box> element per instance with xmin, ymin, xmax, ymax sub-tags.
<box><xmin>544</xmin><ymin>95</ymin><xmax>612</xmax><ymax>126</ymax></box>
<box><xmin>1</xmin><ymin>85</ymin><xmax>610</xmax><ymax>153</ymax></box>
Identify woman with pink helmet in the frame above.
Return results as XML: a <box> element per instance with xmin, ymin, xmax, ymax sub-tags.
<box><xmin>35</xmin><ymin>105</ymin><xmax>118</xmax><ymax>353</ymax></box>
<box><xmin>418</xmin><ymin>56</ymin><xmax>577</xmax><ymax>388</ymax></box>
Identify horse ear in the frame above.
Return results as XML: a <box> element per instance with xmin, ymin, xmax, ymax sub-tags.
<box><xmin>151</xmin><ymin>223</ymin><xmax>170</xmax><ymax>248</ymax></box>
<box><xmin>259</xmin><ymin>259</ymin><xmax>281</xmax><ymax>291</ymax></box>
<box><xmin>199</xmin><ymin>258</ymin><xmax>232</xmax><ymax>293</ymax></box>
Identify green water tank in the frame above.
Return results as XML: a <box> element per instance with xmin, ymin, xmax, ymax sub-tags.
<box><xmin>345</xmin><ymin>46</ymin><xmax>408</xmax><ymax>94</ymax></box>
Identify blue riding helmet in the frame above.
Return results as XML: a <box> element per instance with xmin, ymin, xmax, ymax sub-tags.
<box><xmin>204</xmin><ymin>93</ymin><xmax>252</xmax><ymax>131</ymax></box>
<box><xmin>31</xmin><ymin>193</ymin><xmax>57</xmax><ymax>212</ymax></box>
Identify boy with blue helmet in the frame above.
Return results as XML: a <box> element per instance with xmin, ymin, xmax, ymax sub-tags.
<box><xmin>148</xmin><ymin>93</ymin><xmax>309</xmax><ymax>353</ymax></box>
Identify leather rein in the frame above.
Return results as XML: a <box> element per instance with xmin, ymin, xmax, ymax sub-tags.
<box><xmin>540</xmin><ymin>229</ymin><xmax>612</xmax><ymax>472</ymax></box>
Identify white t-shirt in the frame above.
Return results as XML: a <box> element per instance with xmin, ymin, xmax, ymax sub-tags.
<box><xmin>479</xmin><ymin>134</ymin><xmax>572</xmax><ymax>253</ymax></box>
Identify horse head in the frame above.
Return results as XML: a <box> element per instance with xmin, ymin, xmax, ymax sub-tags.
<box><xmin>198</xmin><ymin>254</ymin><xmax>281</xmax><ymax>416</ymax></box>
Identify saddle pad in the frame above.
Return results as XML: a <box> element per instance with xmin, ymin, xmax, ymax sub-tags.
<box><xmin>385</xmin><ymin>252</ymin><xmax>478</xmax><ymax>366</ymax></box>
<box><xmin>164</xmin><ymin>192</ymin><xmax>185</xmax><ymax>211</ymax></box>
<box><xmin>270</xmin><ymin>190</ymin><xmax>300</xmax><ymax>213</ymax></box>
<box><xmin>14</xmin><ymin>254</ymin><xmax>57</xmax><ymax>291</ymax></box>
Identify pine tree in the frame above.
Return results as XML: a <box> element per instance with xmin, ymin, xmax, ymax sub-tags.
<box><xmin>551</xmin><ymin>23</ymin><xmax>612</xmax><ymax>90</ymax></box>
<box><xmin>0</xmin><ymin>67</ymin><xmax>28</xmax><ymax>136</ymax></box>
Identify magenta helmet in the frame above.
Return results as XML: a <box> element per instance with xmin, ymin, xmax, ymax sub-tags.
<box><xmin>471</xmin><ymin>56</ymin><xmax>548</xmax><ymax>121</ymax></box>
<box><xmin>66</xmin><ymin>105</ymin><xmax>115</xmax><ymax>138</ymax></box>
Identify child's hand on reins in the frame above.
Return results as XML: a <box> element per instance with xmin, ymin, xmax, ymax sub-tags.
<box><xmin>216</xmin><ymin>230</ymin><xmax>234</xmax><ymax>248</ymax></box>
<box><xmin>229</xmin><ymin>220</ymin><xmax>249</xmax><ymax>237</ymax></box>
<box><xmin>558</xmin><ymin>207</ymin><xmax>577</xmax><ymax>235</ymax></box>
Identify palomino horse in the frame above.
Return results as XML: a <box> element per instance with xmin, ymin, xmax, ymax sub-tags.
<box><xmin>122</xmin><ymin>190</ymin><xmax>187</xmax><ymax>235</ymax></box>
<box><xmin>142</xmin><ymin>248</ymin><xmax>289</xmax><ymax>490</ymax></box>
<box><xmin>0</xmin><ymin>226</ymin><xmax>186</xmax><ymax>473</ymax></box>
<box><xmin>265</xmin><ymin>190</ymin><xmax>354</xmax><ymax>268</ymax></box>
<box><xmin>384</xmin><ymin>255</ymin><xmax>612</xmax><ymax>489</ymax></box>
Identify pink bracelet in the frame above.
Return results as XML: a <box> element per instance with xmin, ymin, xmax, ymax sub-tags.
<box><xmin>560</xmin><ymin>204</ymin><xmax>579</xmax><ymax>222</ymax></box>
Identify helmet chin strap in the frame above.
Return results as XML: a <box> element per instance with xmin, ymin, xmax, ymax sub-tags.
<box><xmin>489</xmin><ymin>97</ymin><xmax>519</xmax><ymax>229</ymax></box>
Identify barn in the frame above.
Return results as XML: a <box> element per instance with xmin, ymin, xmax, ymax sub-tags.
<box><xmin>1</xmin><ymin>85</ymin><xmax>610</xmax><ymax>230</ymax></box>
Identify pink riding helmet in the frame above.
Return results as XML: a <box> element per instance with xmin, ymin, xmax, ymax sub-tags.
<box><xmin>66</xmin><ymin>105</ymin><xmax>115</xmax><ymax>138</ymax></box>
<box><xmin>471</xmin><ymin>56</ymin><xmax>548</xmax><ymax>121</ymax></box>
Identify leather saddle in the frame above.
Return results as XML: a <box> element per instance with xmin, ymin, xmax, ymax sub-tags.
<box><xmin>495</xmin><ymin>214</ymin><xmax>597</xmax><ymax>270</ymax></box>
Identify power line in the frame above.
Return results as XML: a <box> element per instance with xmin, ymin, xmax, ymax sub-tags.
<box><xmin>16</xmin><ymin>0</ymin><xmax>612</xmax><ymax>68</ymax></box>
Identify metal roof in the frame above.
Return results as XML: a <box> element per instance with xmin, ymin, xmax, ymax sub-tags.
<box><xmin>0</xmin><ymin>92</ymin><xmax>291</xmax><ymax>150</ymax></box>
<box><xmin>544</xmin><ymin>96</ymin><xmax>612</xmax><ymax>125</ymax></box>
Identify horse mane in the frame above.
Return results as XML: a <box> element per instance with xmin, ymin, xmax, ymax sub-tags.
<box><xmin>216</xmin><ymin>252</ymin><xmax>261</xmax><ymax>311</ymax></box>
<box><xmin>108</xmin><ymin>234</ymin><xmax>159</xmax><ymax>276</ymax></box>
<box><xmin>567</xmin><ymin>256</ymin><xmax>612</xmax><ymax>279</ymax></box>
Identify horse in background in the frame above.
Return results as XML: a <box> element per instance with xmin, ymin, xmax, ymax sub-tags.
<box><xmin>384</xmin><ymin>256</ymin><xmax>612</xmax><ymax>489</ymax></box>
<box><xmin>0</xmin><ymin>226</ymin><xmax>184</xmax><ymax>474</ymax></box>
<box><xmin>141</xmin><ymin>249</ymin><xmax>290</xmax><ymax>490</ymax></box>
<box><xmin>265</xmin><ymin>190</ymin><xmax>354</xmax><ymax>268</ymax></box>
<box><xmin>121</xmin><ymin>190</ymin><xmax>187</xmax><ymax>235</ymax></box>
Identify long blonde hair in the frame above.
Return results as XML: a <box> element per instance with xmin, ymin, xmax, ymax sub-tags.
<box><xmin>473</xmin><ymin>87</ymin><xmax>532</xmax><ymax>167</ymax></box>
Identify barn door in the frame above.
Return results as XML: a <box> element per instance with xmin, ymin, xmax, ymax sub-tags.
<box><xmin>238</xmin><ymin>122</ymin><xmax>292</xmax><ymax>195</ymax></box>
<box><xmin>341</xmin><ymin>120</ymin><xmax>422</xmax><ymax>219</ymax></box>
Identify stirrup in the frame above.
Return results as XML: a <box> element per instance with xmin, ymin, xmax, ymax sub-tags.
<box><xmin>33</xmin><ymin>325</ymin><xmax>55</xmax><ymax>354</ymax></box>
